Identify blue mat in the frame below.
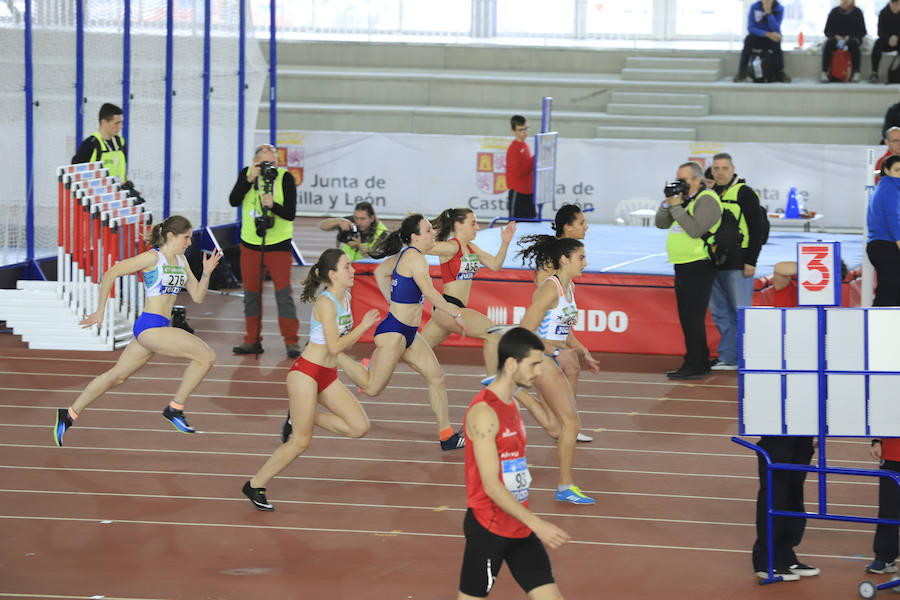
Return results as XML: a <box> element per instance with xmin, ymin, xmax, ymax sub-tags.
<box><xmin>469</xmin><ymin>223</ymin><xmax>863</xmax><ymax>277</ymax></box>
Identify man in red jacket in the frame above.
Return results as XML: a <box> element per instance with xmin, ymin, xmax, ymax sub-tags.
<box><xmin>505</xmin><ymin>115</ymin><xmax>535</xmax><ymax>219</ymax></box>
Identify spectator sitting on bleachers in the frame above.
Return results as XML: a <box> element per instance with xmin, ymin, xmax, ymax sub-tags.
<box><xmin>822</xmin><ymin>0</ymin><xmax>868</xmax><ymax>83</ymax></box>
<box><xmin>872</xmin><ymin>0</ymin><xmax>900</xmax><ymax>83</ymax></box>
<box><xmin>734</xmin><ymin>0</ymin><xmax>790</xmax><ymax>83</ymax></box>
<box><xmin>883</xmin><ymin>97</ymin><xmax>900</xmax><ymax>140</ymax></box>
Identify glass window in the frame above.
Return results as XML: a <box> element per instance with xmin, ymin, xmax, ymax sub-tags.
<box><xmin>496</xmin><ymin>0</ymin><xmax>575</xmax><ymax>35</ymax></box>
<box><xmin>586</xmin><ymin>0</ymin><xmax>653</xmax><ymax>35</ymax></box>
<box><xmin>674</xmin><ymin>0</ymin><xmax>742</xmax><ymax>37</ymax></box>
<box><xmin>401</xmin><ymin>0</ymin><xmax>470</xmax><ymax>32</ymax></box>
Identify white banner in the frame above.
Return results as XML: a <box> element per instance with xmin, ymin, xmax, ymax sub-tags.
<box><xmin>262</xmin><ymin>131</ymin><xmax>877</xmax><ymax>229</ymax></box>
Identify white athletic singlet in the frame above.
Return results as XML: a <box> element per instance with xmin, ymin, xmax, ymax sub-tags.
<box><xmin>142</xmin><ymin>249</ymin><xmax>188</xmax><ymax>297</ymax></box>
<box><xmin>309</xmin><ymin>290</ymin><xmax>353</xmax><ymax>345</ymax></box>
<box><xmin>536</xmin><ymin>275</ymin><xmax>578</xmax><ymax>341</ymax></box>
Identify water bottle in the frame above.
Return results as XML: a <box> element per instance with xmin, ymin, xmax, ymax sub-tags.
<box><xmin>836</xmin><ymin>38</ymin><xmax>846</xmax><ymax>50</ymax></box>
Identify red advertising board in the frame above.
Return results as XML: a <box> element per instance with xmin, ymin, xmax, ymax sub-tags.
<box><xmin>350</xmin><ymin>263</ymin><xmax>722</xmax><ymax>356</ymax></box>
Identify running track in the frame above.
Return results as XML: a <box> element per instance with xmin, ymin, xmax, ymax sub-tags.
<box><xmin>0</xmin><ymin>287</ymin><xmax>886</xmax><ymax>599</ymax></box>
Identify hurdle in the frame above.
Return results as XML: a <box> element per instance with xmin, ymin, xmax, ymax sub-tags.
<box><xmin>0</xmin><ymin>163</ymin><xmax>150</xmax><ymax>350</ymax></box>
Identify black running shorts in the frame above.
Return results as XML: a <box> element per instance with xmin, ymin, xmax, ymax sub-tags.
<box><xmin>458</xmin><ymin>508</ymin><xmax>554</xmax><ymax>597</ymax></box>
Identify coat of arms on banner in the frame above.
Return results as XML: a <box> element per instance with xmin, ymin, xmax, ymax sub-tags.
<box><xmin>275</xmin><ymin>134</ymin><xmax>305</xmax><ymax>186</ymax></box>
<box><xmin>476</xmin><ymin>138</ymin><xmax>509</xmax><ymax>194</ymax></box>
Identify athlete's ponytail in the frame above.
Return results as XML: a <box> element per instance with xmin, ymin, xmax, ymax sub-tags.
<box><xmin>430</xmin><ymin>207</ymin><xmax>472</xmax><ymax>241</ymax></box>
<box><xmin>368</xmin><ymin>213</ymin><xmax>425</xmax><ymax>259</ymax></box>
<box><xmin>517</xmin><ymin>234</ymin><xmax>583</xmax><ymax>271</ymax></box>
<box><xmin>300</xmin><ymin>248</ymin><xmax>345</xmax><ymax>303</ymax></box>
<box><xmin>146</xmin><ymin>215</ymin><xmax>192</xmax><ymax>248</ymax></box>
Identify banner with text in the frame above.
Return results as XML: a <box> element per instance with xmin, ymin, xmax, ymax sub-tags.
<box><xmin>264</xmin><ymin>131</ymin><xmax>876</xmax><ymax>229</ymax></box>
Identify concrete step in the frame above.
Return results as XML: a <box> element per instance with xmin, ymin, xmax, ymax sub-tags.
<box><xmin>595</xmin><ymin>125</ymin><xmax>696</xmax><ymax>141</ymax></box>
<box><xmin>610</xmin><ymin>91</ymin><xmax>710</xmax><ymax>110</ymax></box>
<box><xmin>607</xmin><ymin>102</ymin><xmax>709</xmax><ymax>117</ymax></box>
<box><xmin>621</xmin><ymin>68</ymin><xmax>721</xmax><ymax>82</ymax></box>
<box><xmin>625</xmin><ymin>56</ymin><xmax>724</xmax><ymax>71</ymax></box>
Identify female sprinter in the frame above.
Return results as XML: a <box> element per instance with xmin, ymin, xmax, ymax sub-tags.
<box><xmin>420</xmin><ymin>208</ymin><xmax>515</xmax><ymax>373</ymax></box>
<box><xmin>336</xmin><ymin>213</ymin><xmax>470</xmax><ymax>450</ymax></box>
<box><xmin>242</xmin><ymin>248</ymin><xmax>380</xmax><ymax>510</ymax></box>
<box><xmin>52</xmin><ymin>215</ymin><xmax>222</xmax><ymax>445</ymax></box>
<box><xmin>515</xmin><ymin>233</ymin><xmax>595</xmax><ymax>505</ymax></box>
<box><xmin>525</xmin><ymin>204</ymin><xmax>599</xmax><ymax>443</ymax></box>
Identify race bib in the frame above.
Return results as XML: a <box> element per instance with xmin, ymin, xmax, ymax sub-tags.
<box><xmin>457</xmin><ymin>253</ymin><xmax>480</xmax><ymax>280</ymax></box>
<box><xmin>501</xmin><ymin>456</ymin><xmax>531</xmax><ymax>503</ymax></box>
<box><xmin>337</xmin><ymin>313</ymin><xmax>353</xmax><ymax>336</ymax></box>
<box><xmin>161</xmin><ymin>265</ymin><xmax>187</xmax><ymax>294</ymax></box>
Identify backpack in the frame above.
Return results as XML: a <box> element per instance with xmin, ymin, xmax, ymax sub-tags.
<box><xmin>749</xmin><ymin>48</ymin><xmax>777</xmax><ymax>83</ymax></box>
<box><xmin>702</xmin><ymin>202</ymin><xmax>744</xmax><ymax>268</ymax></box>
<box><xmin>829</xmin><ymin>48</ymin><xmax>852</xmax><ymax>82</ymax></box>
<box><xmin>888</xmin><ymin>54</ymin><xmax>900</xmax><ymax>84</ymax></box>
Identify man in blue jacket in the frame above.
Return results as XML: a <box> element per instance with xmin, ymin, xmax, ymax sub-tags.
<box><xmin>734</xmin><ymin>0</ymin><xmax>790</xmax><ymax>83</ymax></box>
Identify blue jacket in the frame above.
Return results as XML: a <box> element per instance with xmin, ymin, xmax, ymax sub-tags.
<box><xmin>868</xmin><ymin>176</ymin><xmax>900</xmax><ymax>243</ymax></box>
<box><xmin>748</xmin><ymin>1</ymin><xmax>783</xmax><ymax>37</ymax></box>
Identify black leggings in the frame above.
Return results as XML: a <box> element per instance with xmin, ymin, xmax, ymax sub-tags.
<box><xmin>867</xmin><ymin>240</ymin><xmax>900</xmax><ymax>306</ymax></box>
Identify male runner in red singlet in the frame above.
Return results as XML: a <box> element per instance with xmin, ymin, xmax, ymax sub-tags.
<box><xmin>457</xmin><ymin>327</ymin><xmax>569</xmax><ymax>599</ymax></box>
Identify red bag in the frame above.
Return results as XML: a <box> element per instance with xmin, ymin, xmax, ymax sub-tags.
<box><xmin>829</xmin><ymin>48</ymin><xmax>852</xmax><ymax>82</ymax></box>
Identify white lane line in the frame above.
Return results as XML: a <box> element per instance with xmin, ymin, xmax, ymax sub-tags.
<box><xmin>0</xmin><ymin>488</ymin><xmax>874</xmax><ymax>533</ymax></box>
<box><xmin>600</xmin><ymin>252</ymin><xmax>668</xmax><ymax>272</ymax></box>
<box><xmin>0</xmin><ymin>593</ymin><xmax>170</xmax><ymax>600</ymax></box>
<box><xmin>0</xmin><ymin>465</ymin><xmax>878</xmax><ymax>510</ymax></box>
<box><xmin>0</xmin><ymin>514</ymin><xmax>872</xmax><ymax>560</ymax></box>
<box><xmin>0</xmin><ymin>443</ymin><xmax>878</xmax><ymax>485</ymax></box>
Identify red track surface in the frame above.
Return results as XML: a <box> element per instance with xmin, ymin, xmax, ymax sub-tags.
<box><xmin>0</xmin><ymin>285</ymin><xmax>885</xmax><ymax>599</ymax></box>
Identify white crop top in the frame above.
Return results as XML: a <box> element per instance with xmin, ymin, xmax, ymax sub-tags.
<box><xmin>535</xmin><ymin>276</ymin><xmax>578</xmax><ymax>342</ymax></box>
<box><xmin>309</xmin><ymin>290</ymin><xmax>353</xmax><ymax>345</ymax></box>
<box><xmin>142</xmin><ymin>249</ymin><xmax>188</xmax><ymax>297</ymax></box>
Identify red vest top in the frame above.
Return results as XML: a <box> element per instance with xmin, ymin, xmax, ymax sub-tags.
<box><xmin>464</xmin><ymin>388</ymin><xmax>532</xmax><ymax>538</ymax></box>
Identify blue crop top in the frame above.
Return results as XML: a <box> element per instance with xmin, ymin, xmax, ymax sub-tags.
<box><xmin>390</xmin><ymin>246</ymin><xmax>424</xmax><ymax>304</ymax></box>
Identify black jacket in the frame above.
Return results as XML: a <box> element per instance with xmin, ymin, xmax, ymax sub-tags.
<box><xmin>879</xmin><ymin>4</ymin><xmax>900</xmax><ymax>40</ymax></box>
<box><xmin>824</xmin><ymin>6</ymin><xmax>867</xmax><ymax>39</ymax></box>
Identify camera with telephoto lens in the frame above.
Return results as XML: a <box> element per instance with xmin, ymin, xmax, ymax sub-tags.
<box><xmin>663</xmin><ymin>179</ymin><xmax>689</xmax><ymax>198</ymax></box>
<box><xmin>337</xmin><ymin>224</ymin><xmax>360</xmax><ymax>244</ymax></box>
<box><xmin>259</xmin><ymin>161</ymin><xmax>278</xmax><ymax>183</ymax></box>
<box><xmin>254</xmin><ymin>213</ymin><xmax>274</xmax><ymax>237</ymax></box>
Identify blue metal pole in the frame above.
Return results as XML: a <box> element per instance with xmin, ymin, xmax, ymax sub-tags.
<box><xmin>123</xmin><ymin>0</ymin><xmax>131</xmax><ymax>145</ymax></box>
<box><xmin>201</xmin><ymin>0</ymin><xmax>211</xmax><ymax>229</ymax></box>
<box><xmin>817</xmin><ymin>305</ymin><xmax>827</xmax><ymax>514</ymax></box>
<box><xmin>163</xmin><ymin>0</ymin><xmax>173</xmax><ymax>218</ymax></box>
<box><xmin>24</xmin><ymin>0</ymin><xmax>35</xmax><ymax>267</ymax></box>
<box><xmin>269</xmin><ymin>0</ymin><xmax>276</xmax><ymax>145</ymax></box>
<box><xmin>76</xmin><ymin>0</ymin><xmax>84</xmax><ymax>145</ymax></box>
<box><xmin>238</xmin><ymin>0</ymin><xmax>246</xmax><ymax>174</ymax></box>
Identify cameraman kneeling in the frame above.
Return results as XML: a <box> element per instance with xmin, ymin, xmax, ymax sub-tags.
<box><xmin>228</xmin><ymin>143</ymin><xmax>301</xmax><ymax>358</ymax></box>
<box><xmin>319</xmin><ymin>201</ymin><xmax>388</xmax><ymax>261</ymax></box>
<box><xmin>655</xmin><ymin>161</ymin><xmax>723</xmax><ymax>380</ymax></box>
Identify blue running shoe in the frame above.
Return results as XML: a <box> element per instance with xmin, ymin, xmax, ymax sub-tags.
<box><xmin>555</xmin><ymin>485</ymin><xmax>595</xmax><ymax>505</ymax></box>
<box><xmin>281</xmin><ymin>413</ymin><xmax>292</xmax><ymax>443</ymax></box>
<box><xmin>53</xmin><ymin>408</ymin><xmax>72</xmax><ymax>447</ymax></box>
<box><xmin>480</xmin><ymin>374</ymin><xmax>495</xmax><ymax>386</ymax></box>
<box><xmin>866</xmin><ymin>560</ymin><xmax>898</xmax><ymax>574</ymax></box>
<box><xmin>162</xmin><ymin>406</ymin><xmax>195</xmax><ymax>433</ymax></box>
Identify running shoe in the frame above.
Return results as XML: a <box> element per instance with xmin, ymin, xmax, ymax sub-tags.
<box><xmin>555</xmin><ymin>485</ymin><xmax>595</xmax><ymax>505</ymax></box>
<box><xmin>485</xmin><ymin>324</ymin><xmax>515</xmax><ymax>335</ymax></box>
<box><xmin>480</xmin><ymin>374</ymin><xmax>495</xmax><ymax>386</ymax></box>
<box><xmin>53</xmin><ymin>408</ymin><xmax>72</xmax><ymax>447</ymax></box>
<box><xmin>162</xmin><ymin>406</ymin><xmax>195</xmax><ymax>434</ymax></box>
<box><xmin>242</xmin><ymin>481</ymin><xmax>274</xmax><ymax>511</ymax></box>
<box><xmin>866</xmin><ymin>560</ymin><xmax>898</xmax><ymax>574</ymax></box>
<box><xmin>576</xmin><ymin>432</ymin><xmax>593</xmax><ymax>442</ymax></box>
<box><xmin>280</xmin><ymin>413</ymin><xmax>292</xmax><ymax>443</ymax></box>
<box><xmin>440</xmin><ymin>429</ymin><xmax>466</xmax><ymax>451</ymax></box>
<box><xmin>789</xmin><ymin>562</ymin><xmax>820</xmax><ymax>576</ymax></box>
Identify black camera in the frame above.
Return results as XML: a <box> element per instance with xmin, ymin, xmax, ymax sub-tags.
<box><xmin>254</xmin><ymin>214</ymin><xmax>274</xmax><ymax>238</ymax></box>
<box><xmin>259</xmin><ymin>161</ymin><xmax>278</xmax><ymax>183</ymax></box>
<box><xmin>337</xmin><ymin>224</ymin><xmax>360</xmax><ymax>244</ymax></box>
<box><xmin>663</xmin><ymin>179</ymin><xmax>689</xmax><ymax>198</ymax></box>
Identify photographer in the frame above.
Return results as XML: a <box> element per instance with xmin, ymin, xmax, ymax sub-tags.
<box><xmin>228</xmin><ymin>143</ymin><xmax>301</xmax><ymax>358</ymax></box>
<box><xmin>655</xmin><ymin>162</ymin><xmax>723</xmax><ymax>380</ymax></box>
<box><xmin>318</xmin><ymin>201</ymin><xmax>388</xmax><ymax>261</ymax></box>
